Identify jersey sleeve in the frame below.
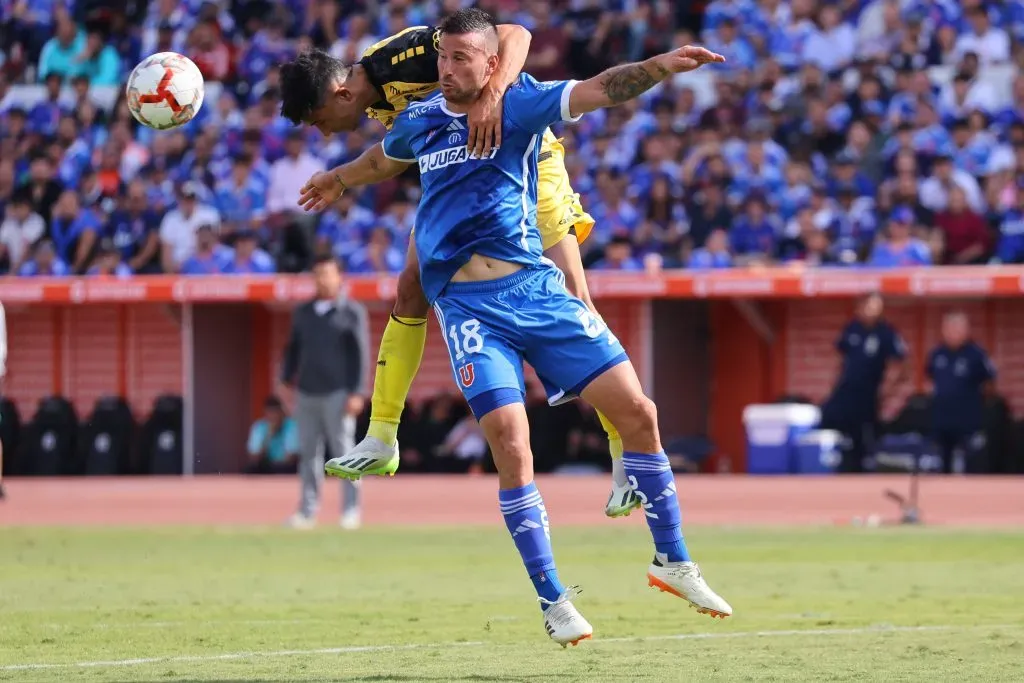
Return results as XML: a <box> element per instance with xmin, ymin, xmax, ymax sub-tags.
<box><xmin>504</xmin><ymin>73</ymin><xmax>582</xmax><ymax>134</ymax></box>
<box><xmin>381</xmin><ymin>119</ymin><xmax>416</xmax><ymax>163</ymax></box>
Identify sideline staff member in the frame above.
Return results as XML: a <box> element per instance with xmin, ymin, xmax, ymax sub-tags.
<box><xmin>820</xmin><ymin>293</ymin><xmax>908</xmax><ymax>472</ymax></box>
<box><xmin>926</xmin><ymin>311</ymin><xmax>996</xmax><ymax>474</ymax></box>
<box><xmin>280</xmin><ymin>255</ymin><xmax>369</xmax><ymax>529</ymax></box>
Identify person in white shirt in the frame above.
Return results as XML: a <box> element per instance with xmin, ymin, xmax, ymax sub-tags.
<box><xmin>804</xmin><ymin>4</ymin><xmax>857</xmax><ymax>73</ymax></box>
<box><xmin>267</xmin><ymin>130</ymin><xmax>326</xmax><ymax>219</ymax></box>
<box><xmin>954</xmin><ymin>6</ymin><xmax>1011</xmax><ymax>65</ymax></box>
<box><xmin>0</xmin><ymin>193</ymin><xmax>45</xmax><ymax>274</ymax></box>
<box><xmin>919</xmin><ymin>153</ymin><xmax>986</xmax><ymax>214</ymax></box>
<box><xmin>159</xmin><ymin>181</ymin><xmax>222</xmax><ymax>273</ymax></box>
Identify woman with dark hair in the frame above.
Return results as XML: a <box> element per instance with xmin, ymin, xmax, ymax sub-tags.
<box><xmin>639</xmin><ymin>174</ymin><xmax>687</xmax><ymax>253</ymax></box>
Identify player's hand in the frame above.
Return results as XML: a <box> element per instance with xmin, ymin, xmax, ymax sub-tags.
<box><xmin>345</xmin><ymin>394</ymin><xmax>366</xmax><ymax>416</ymax></box>
<box><xmin>467</xmin><ymin>85</ymin><xmax>503</xmax><ymax>159</ymax></box>
<box><xmin>657</xmin><ymin>45</ymin><xmax>726</xmax><ymax>75</ymax></box>
<box><xmin>298</xmin><ymin>170</ymin><xmax>344</xmax><ymax>212</ymax></box>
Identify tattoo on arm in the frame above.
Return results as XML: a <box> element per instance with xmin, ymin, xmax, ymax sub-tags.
<box><xmin>600</xmin><ymin>62</ymin><xmax>671</xmax><ymax>103</ymax></box>
<box><xmin>368</xmin><ymin>155</ymin><xmax>380</xmax><ymax>172</ymax></box>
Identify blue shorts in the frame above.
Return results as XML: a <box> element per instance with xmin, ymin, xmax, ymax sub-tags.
<box><xmin>433</xmin><ymin>266</ymin><xmax>629</xmax><ymax>419</ymax></box>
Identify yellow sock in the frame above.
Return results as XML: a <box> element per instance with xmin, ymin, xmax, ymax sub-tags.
<box><xmin>597</xmin><ymin>410</ymin><xmax>623</xmax><ymax>459</ymax></box>
<box><xmin>367</xmin><ymin>314</ymin><xmax>427</xmax><ymax>446</ymax></box>
<box><xmin>597</xmin><ymin>410</ymin><xmax>627</xmax><ymax>486</ymax></box>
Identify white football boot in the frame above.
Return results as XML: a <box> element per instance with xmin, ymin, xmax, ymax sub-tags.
<box><xmin>605</xmin><ymin>457</ymin><xmax>641</xmax><ymax>517</ymax></box>
<box><xmin>647</xmin><ymin>554</ymin><xmax>733</xmax><ymax>619</ymax></box>
<box><xmin>605</xmin><ymin>481</ymin><xmax>641</xmax><ymax>518</ymax></box>
<box><xmin>539</xmin><ymin>586</ymin><xmax>593</xmax><ymax>647</ymax></box>
<box><xmin>285</xmin><ymin>513</ymin><xmax>316</xmax><ymax>530</ymax></box>
<box><xmin>325</xmin><ymin>436</ymin><xmax>399</xmax><ymax>480</ymax></box>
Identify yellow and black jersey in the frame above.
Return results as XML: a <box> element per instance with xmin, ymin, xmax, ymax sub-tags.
<box><xmin>359</xmin><ymin>26</ymin><xmax>442</xmax><ymax>130</ymax></box>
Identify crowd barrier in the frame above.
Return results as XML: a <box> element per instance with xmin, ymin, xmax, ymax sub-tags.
<box><xmin>3</xmin><ymin>266</ymin><xmax>1023</xmax><ymax>473</ymax></box>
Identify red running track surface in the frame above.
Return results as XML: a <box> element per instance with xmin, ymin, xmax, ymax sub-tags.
<box><xmin>0</xmin><ymin>474</ymin><xmax>1020</xmax><ymax>528</ymax></box>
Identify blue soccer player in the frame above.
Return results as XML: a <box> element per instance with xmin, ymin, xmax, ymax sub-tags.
<box><xmin>298</xmin><ymin>9</ymin><xmax>731</xmax><ymax>646</ymax></box>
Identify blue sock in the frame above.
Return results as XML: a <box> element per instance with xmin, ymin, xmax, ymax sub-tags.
<box><xmin>622</xmin><ymin>451</ymin><xmax>690</xmax><ymax>562</ymax></box>
<box><xmin>499</xmin><ymin>482</ymin><xmax>565</xmax><ymax>609</ymax></box>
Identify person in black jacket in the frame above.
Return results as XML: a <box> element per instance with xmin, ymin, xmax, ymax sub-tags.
<box><xmin>820</xmin><ymin>293</ymin><xmax>909</xmax><ymax>472</ymax></box>
<box><xmin>926</xmin><ymin>311</ymin><xmax>996</xmax><ymax>474</ymax></box>
<box><xmin>280</xmin><ymin>255</ymin><xmax>369</xmax><ymax>529</ymax></box>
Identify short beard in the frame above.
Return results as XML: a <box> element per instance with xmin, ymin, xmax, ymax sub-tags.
<box><xmin>444</xmin><ymin>84</ymin><xmax>483</xmax><ymax>105</ymax></box>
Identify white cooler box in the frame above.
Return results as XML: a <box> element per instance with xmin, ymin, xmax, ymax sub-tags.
<box><xmin>742</xmin><ymin>404</ymin><xmax>822</xmax><ymax>474</ymax></box>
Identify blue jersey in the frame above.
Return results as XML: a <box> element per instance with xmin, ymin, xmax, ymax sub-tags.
<box><xmin>382</xmin><ymin>74</ymin><xmax>580</xmax><ymax>304</ymax></box>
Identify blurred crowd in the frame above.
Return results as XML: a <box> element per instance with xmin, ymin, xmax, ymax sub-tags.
<box><xmin>2</xmin><ymin>0</ymin><xmax>1024</xmax><ymax>277</ymax></box>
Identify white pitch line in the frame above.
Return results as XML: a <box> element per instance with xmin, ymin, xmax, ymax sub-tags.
<box><xmin>1</xmin><ymin>624</ymin><xmax>1014</xmax><ymax>672</ymax></box>
<box><xmin>1</xmin><ymin>641</ymin><xmax>485</xmax><ymax>671</ymax></box>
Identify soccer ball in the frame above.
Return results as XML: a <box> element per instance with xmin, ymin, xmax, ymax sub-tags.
<box><xmin>126</xmin><ymin>52</ymin><xmax>205</xmax><ymax>130</ymax></box>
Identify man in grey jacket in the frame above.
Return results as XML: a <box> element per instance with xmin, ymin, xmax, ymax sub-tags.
<box><xmin>280</xmin><ymin>255</ymin><xmax>369</xmax><ymax>528</ymax></box>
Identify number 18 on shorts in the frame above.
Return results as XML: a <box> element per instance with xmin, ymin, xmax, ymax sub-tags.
<box><xmin>432</xmin><ymin>266</ymin><xmax>629</xmax><ymax>419</ymax></box>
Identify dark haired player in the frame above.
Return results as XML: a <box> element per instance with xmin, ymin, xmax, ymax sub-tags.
<box><xmin>280</xmin><ymin>22</ymin><xmax>645</xmax><ymax>517</ymax></box>
<box><xmin>295</xmin><ymin>9</ymin><xmax>730</xmax><ymax>645</ymax></box>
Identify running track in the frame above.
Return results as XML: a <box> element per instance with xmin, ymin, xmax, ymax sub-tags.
<box><xmin>0</xmin><ymin>475</ymin><xmax>1020</xmax><ymax>527</ymax></box>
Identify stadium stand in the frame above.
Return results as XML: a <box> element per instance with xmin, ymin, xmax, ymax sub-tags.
<box><xmin>1</xmin><ymin>0</ymin><xmax>1021</xmax><ymax>277</ymax></box>
<box><xmin>2</xmin><ymin>0</ymin><xmax>1024</xmax><ymax>475</ymax></box>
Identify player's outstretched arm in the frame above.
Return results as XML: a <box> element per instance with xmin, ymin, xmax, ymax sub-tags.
<box><xmin>298</xmin><ymin>143</ymin><xmax>411</xmax><ymax>212</ymax></box>
<box><xmin>568</xmin><ymin>46</ymin><xmax>725</xmax><ymax>118</ymax></box>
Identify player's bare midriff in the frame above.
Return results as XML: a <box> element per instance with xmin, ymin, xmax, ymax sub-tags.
<box><xmin>451</xmin><ymin>254</ymin><xmax>523</xmax><ymax>282</ymax></box>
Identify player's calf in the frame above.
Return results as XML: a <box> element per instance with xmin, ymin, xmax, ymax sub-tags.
<box><xmin>480</xmin><ymin>401</ymin><xmax>592</xmax><ymax>646</ymax></box>
<box><xmin>580</xmin><ymin>362</ymin><xmax>733</xmax><ymax>618</ymax></box>
<box><xmin>351</xmin><ymin>258</ymin><xmax>429</xmax><ymax>471</ymax></box>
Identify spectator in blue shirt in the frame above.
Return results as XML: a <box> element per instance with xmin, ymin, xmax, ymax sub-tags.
<box><xmin>591</xmin><ymin>235</ymin><xmax>644</xmax><ymax>271</ymax></box>
<box><xmin>868</xmin><ymin>207</ymin><xmax>933</xmax><ymax>267</ymax></box>
<box><xmin>346</xmin><ymin>226</ymin><xmax>404</xmax><ymax>274</ymax></box>
<box><xmin>688</xmin><ymin>228</ymin><xmax>734</xmax><ymax>269</ymax></box>
<box><xmin>215</xmin><ymin>155</ymin><xmax>267</xmax><ymax>234</ymax></box>
<box><xmin>49</xmin><ymin>189</ymin><xmax>100</xmax><ymax>273</ymax></box>
<box><xmin>105</xmin><ymin>180</ymin><xmax>162</xmax><ymax>274</ymax></box>
<box><xmin>317</xmin><ymin>192</ymin><xmax>376</xmax><ymax>260</ymax></box>
<box><xmin>994</xmin><ymin>190</ymin><xmax>1024</xmax><ymax>263</ymax></box>
<box><xmin>705</xmin><ymin>17</ymin><xmax>757</xmax><ymax>72</ymax></box>
<box><xmin>180</xmin><ymin>224</ymin><xmax>230</xmax><ymax>275</ymax></box>
<box><xmin>86</xmin><ymin>238</ymin><xmax>133</xmax><ymax>277</ymax></box>
<box><xmin>246</xmin><ymin>395</ymin><xmax>299</xmax><ymax>475</ymax></box>
<box><xmin>827</xmin><ymin>152</ymin><xmax>876</xmax><ymax>199</ymax></box>
<box><xmin>74</xmin><ymin>29</ymin><xmax>121</xmax><ymax>87</ymax></box>
<box><xmin>18</xmin><ymin>239</ymin><xmax>69</xmax><ymax>276</ymax></box>
<box><xmin>37</xmin><ymin>15</ymin><xmax>84</xmax><ymax>82</ymax></box>
<box><xmin>730</xmin><ymin>195</ymin><xmax>782</xmax><ymax>262</ymax></box>
<box><xmin>222</xmin><ymin>230</ymin><xmax>276</xmax><ymax>275</ymax></box>
<box><xmin>28</xmin><ymin>74</ymin><xmax>68</xmax><ymax>137</ymax></box>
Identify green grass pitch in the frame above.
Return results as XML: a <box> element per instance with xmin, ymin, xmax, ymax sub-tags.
<box><xmin>1</xmin><ymin>526</ymin><xmax>1023</xmax><ymax>681</ymax></box>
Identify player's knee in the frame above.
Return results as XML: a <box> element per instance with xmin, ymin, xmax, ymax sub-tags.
<box><xmin>393</xmin><ymin>263</ymin><xmax>429</xmax><ymax>319</ymax></box>
<box><xmin>483</xmin><ymin>413</ymin><xmax>533</xmax><ymax>487</ymax></box>
<box><xmin>616</xmin><ymin>394</ymin><xmax>660</xmax><ymax>448</ymax></box>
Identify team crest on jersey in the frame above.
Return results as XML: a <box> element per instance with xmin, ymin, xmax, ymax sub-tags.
<box><xmin>458</xmin><ymin>363</ymin><xmax>475</xmax><ymax>387</ymax></box>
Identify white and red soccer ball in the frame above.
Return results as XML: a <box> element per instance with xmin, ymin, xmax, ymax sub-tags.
<box><xmin>126</xmin><ymin>52</ymin><xmax>205</xmax><ymax>130</ymax></box>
